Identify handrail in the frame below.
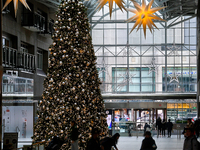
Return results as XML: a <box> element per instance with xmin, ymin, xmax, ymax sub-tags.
<box><xmin>34</xmin><ymin>12</ymin><xmax>45</xmax><ymax>20</ymax></box>
<box><xmin>2</xmin><ymin>45</ymin><xmax>17</xmax><ymax>51</ymax></box>
<box><xmin>2</xmin><ymin>45</ymin><xmax>36</xmax><ymax>72</ymax></box>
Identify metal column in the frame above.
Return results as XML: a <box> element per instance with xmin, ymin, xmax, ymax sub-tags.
<box><xmin>0</xmin><ymin>1</ymin><xmax>3</xmax><ymax>149</ymax></box>
<box><xmin>112</xmin><ymin>109</ymin><xmax>115</xmax><ymax>135</ymax></box>
<box><xmin>197</xmin><ymin>0</ymin><xmax>200</xmax><ymax>119</ymax></box>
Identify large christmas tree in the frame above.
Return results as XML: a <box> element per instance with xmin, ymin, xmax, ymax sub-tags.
<box><xmin>32</xmin><ymin>0</ymin><xmax>108</xmax><ymax>149</ymax></box>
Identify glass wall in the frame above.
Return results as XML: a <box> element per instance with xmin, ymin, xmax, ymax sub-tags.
<box><xmin>112</xmin><ymin>67</ymin><xmax>155</xmax><ymax>92</ymax></box>
<box><xmin>91</xmin><ymin>0</ymin><xmax>197</xmax><ymax>94</ymax></box>
<box><xmin>167</xmin><ymin>103</ymin><xmax>197</xmax><ymax>122</ymax></box>
<box><xmin>2</xmin><ymin>75</ymin><xmax>34</xmax><ymax>141</ymax></box>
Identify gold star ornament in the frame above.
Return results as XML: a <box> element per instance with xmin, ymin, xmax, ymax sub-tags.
<box><xmin>127</xmin><ymin>0</ymin><xmax>166</xmax><ymax>38</ymax></box>
<box><xmin>96</xmin><ymin>0</ymin><xmax>126</xmax><ymax>18</ymax></box>
<box><xmin>2</xmin><ymin>0</ymin><xmax>31</xmax><ymax>17</ymax></box>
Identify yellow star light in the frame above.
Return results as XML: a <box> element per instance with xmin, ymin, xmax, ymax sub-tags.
<box><xmin>126</xmin><ymin>0</ymin><xmax>166</xmax><ymax>38</ymax></box>
<box><xmin>2</xmin><ymin>0</ymin><xmax>31</xmax><ymax>17</ymax></box>
<box><xmin>96</xmin><ymin>0</ymin><xmax>126</xmax><ymax>18</ymax></box>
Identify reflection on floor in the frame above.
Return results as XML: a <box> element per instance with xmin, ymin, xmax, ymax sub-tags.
<box><xmin>118</xmin><ymin>135</ymin><xmax>185</xmax><ymax>150</ymax></box>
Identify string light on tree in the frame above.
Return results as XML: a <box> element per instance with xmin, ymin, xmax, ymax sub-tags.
<box><xmin>32</xmin><ymin>0</ymin><xmax>108</xmax><ymax>149</ymax></box>
<box><xmin>126</xmin><ymin>0</ymin><xmax>166</xmax><ymax>38</ymax></box>
<box><xmin>2</xmin><ymin>0</ymin><xmax>31</xmax><ymax>17</ymax></box>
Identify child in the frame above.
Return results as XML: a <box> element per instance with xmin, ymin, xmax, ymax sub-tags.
<box><xmin>140</xmin><ymin>131</ymin><xmax>157</xmax><ymax>150</ymax></box>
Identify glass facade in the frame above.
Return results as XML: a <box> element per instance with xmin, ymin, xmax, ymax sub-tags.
<box><xmin>93</xmin><ymin>14</ymin><xmax>197</xmax><ymax>94</ymax></box>
<box><xmin>167</xmin><ymin>103</ymin><xmax>197</xmax><ymax>122</ymax></box>
<box><xmin>92</xmin><ymin>0</ymin><xmax>197</xmax><ymax>125</ymax></box>
<box><xmin>112</xmin><ymin>67</ymin><xmax>155</xmax><ymax>92</ymax></box>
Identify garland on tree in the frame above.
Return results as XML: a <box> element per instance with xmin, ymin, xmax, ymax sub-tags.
<box><xmin>32</xmin><ymin>0</ymin><xmax>108</xmax><ymax>149</ymax></box>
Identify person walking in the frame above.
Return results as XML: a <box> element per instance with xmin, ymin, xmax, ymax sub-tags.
<box><xmin>69</xmin><ymin>120</ymin><xmax>79</xmax><ymax>150</ymax></box>
<box><xmin>144</xmin><ymin>123</ymin><xmax>151</xmax><ymax>134</ymax></box>
<box><xmin>156</xmin><ymin>117</ymin><xmax>162</xmax><ymax>135</ymax></box>
<box><xmin>140</xmin><ymin>131</ymin><xmax>157</xmax><ymax>150</ymax></box>
<box><xmin>128</xmin><ymin>126</ymin><xmax>132</xmax><ymax>137</ymax></box>
<box><xmin>86</xmin><ymin>128</ymin><xmax>101</xmax><ymax>150</ymax></box>
<box><xmin>101</xmin><ymin>133</ymin><xmax>120</xmax><ymax>150</ymax></box>
<box><xmin>183</xmin><ymin>128</ymin><xmax>199</xmax><ymax>150</ymax></box>
<box><xmin>167</xmin><ymin>119</ymin><xmax>173</xmax><ymax>137</ymax></box>
<box><xmin>161</xmin><ymin>119</ymin><xmax>166</xmax><ymax>136</ymax></box>
<box><xmin>194</xmin><ymin>119</ymin><xmax>200</xmax><ymax>138</ymax></box>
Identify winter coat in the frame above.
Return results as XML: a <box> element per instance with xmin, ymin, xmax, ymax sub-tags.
<box><xmin>101</xmin><ymin>137</ymin><xmax>116</xmax><ymax>150</ymax></box>
<box><xmin>69</xmin><ymin>126</ymin><xmax>79</xmax><ymax>141</ymax></box>
<box><xmin>86</xmin><ymin>137</ymin><xmax>101</xmax><ymax>150</ymax></box>
<box><xmin>161</xmin><ymin>121</ymin><xmax>166</xmax><ymax>130</ymax></box>
<box><xmin>140</xmin><ymin>137</ymin><xmax>157</xmax><ymax>150</ymax></box>
<box><xmin>183</xmin><ymin>136</ymin><xmax>199</xmax><ymax>150</ymax></box>
<box><xmin>167</xmin><ymin>122</ymin><xmax>173</xmax><ymax>131</ymax></box>
<box><xmin>156</xmin><ymin>119</ymin><xmax>162</xmax><ymax>129</ymax></box>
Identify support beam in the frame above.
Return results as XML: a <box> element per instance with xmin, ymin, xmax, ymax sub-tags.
<box><xmin>0</xmin><ymin>0</ymin><xmax>3</xmax><ymax>149</ymax></box>
<box><xmin>102</xmin><ymin>93</ymin><xmax>196</xmax><ymax>100</ymax></box>
<box><xmin>197</xmin><ymin>0</ymin><xmax>200</xmax><ymax>120</ymax></box>
<box><xmin>167</xmin><ymin>15</ymin><xmax>196</xmax><ymax>28</ymax></box>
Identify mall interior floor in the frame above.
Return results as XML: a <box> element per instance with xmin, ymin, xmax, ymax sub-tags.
<box><xmin>18</xmin><ymin>135</ymin><xmax>200</xmax><ymax>150</ymax></box>
<box><xmin>118</xmin><ymin>135</ymin><xmax>186</xmax><ymax>150</ymax></box>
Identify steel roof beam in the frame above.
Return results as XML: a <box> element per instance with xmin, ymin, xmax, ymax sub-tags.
<box><xmin>167</xmin><ymin>15</ymin><xmax>196</xmax><ymax>28</ymax></box>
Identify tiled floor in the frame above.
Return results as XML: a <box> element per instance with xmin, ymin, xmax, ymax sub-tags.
<box><xmin>117</xmin><ymin>135</ymin><xmax>185</xmax><ymax>150</ymax></box>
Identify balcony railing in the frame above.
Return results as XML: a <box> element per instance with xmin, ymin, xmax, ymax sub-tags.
<box><xmin>39</xmin><ymin>20</ymin><xmax>55</xmax><ymax>36</ymax></box>
<box><xmin>3</xmin><ymin>46</ymin><xmax>17</xmax><ymax>67</ymax></box>
<box><xmin>21</xmin><ymin>12</ymin><xmax>45</xmax><ymax>32</ymax></box>
<box><xmin>3</xmin><ymin>46</ymin><xmax>36</xmax><ymax>72</ymax></box>
<box><xmin>34</xmin><ymin>12</ymin><xmax>45</xmax><ymax>31</ymax></box>
<box><xmin>2</xmin><ymin>75</ymin><xmax>34</xmax><ymax>96</ymax></box>
<box><xmin>47</xmin><ymin>20</ymin><xmax>55</xmax><ymax>35</ymax></box>
<box><xmin>18</xmin><ymin>52</ymin><xmax>36</xmax><ymax>71</ymax></box>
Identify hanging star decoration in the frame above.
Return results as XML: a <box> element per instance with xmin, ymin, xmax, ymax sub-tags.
<box><xmin>116</xmin><ymin>70</ymin><xmax>136</xmax><ymax>91</ymax></box>
<box><xmin>126</xmin><ymin>0</ymin><xmax>166</xmax><ymax>38</ymax></box>
<box><xmin>167</xmin><ymin>41</ymin><xmax>181</xmax><ymax>56</ymax></box>
<box><xmin>147</xmin><ymin>58</ymin><xmax>159</xmax><ymax>74</ymax></box>
<box><xmin>121</xmin><ymin>42</ymin><xmax>137</xmax><ymax>57</ymax></box>
<box><xmin>2</xmin><ymin>0</ymin><xmax>31</xmax><ymax>17</ymax></box>
<box><xmin>96</xmin><ymin>0</ymin><xmax>126</xmax><ymax>18</ymax></box>
<box><xmin>97</xmin><ymin>59</ymin><xmax>113</xmax><ymax>92</ymax></box>
<box><xmin>168</xmin><ymin>72</ymin><xmax>180</xmax><ymax>83</ymax></box>
<box><xmin>97</xmin><ymin>59</ymin><xmax>111</xmax><ymax>80</ymax></box>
